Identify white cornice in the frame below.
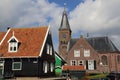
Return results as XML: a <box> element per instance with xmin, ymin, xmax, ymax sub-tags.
<box><xmin>0</xmin><ymin>29</ymin><xmax>11</xmax><ymax>45</ymax></box>
<box><xmin>39</xmin><ymin>26</ymin><xmax>50</xmax><ymax>57</ymax></box>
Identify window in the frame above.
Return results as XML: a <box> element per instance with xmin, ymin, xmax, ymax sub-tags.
<box><xmin>8</xmin><ymin>35</ymin><xmax>19</xmax><ymax>52</ymax></box>
<box><xmin>78</xmin><ymin>60</ymin><xmax>84</xmax><ymax>65</ymax></box>
<box><xmin>101</xmin><ymin>55</ymin><xmax>108</xmax><ymax>65</ymax></box>
<box><xmin>50</xmin><ymin>62</ymin><xmax>54</xmax><ymax>72</ymax></box>
<box><xmin>9</xmin><ymin>42</ymin><xmax>18</xmax><ymax>52</ymax></box>
<box><xmin>71</xmin><ymin>60</ymin><xmax>76</xmax><ymax>66</ymax></box>
<box><xmin>74</xmin><ymin>50</ymin><xmax>80</xmax><ymax>57</ymax></box>
<box><xmin>84</xmin><ymin>49</ymin><xmax>90</xmax><ymax>57</ymax></box>
<box><xmin>86</xmin><ymin>60</ymin><xmax>96</xmax><ymax>70</ymax></box>
<box><xmin>43</xmin><ymin>61</ymin><xmax>48</xmax><ymax>73</ymax></box>
<box><xmin>47</xmin><ymin>44</ymin><xmax>52</xmax><ymax>55</ymax></box>
<box><xmin>50</xmin><ymin>46</ymin><xmax>52</xmax><ymax>55</ymax></box>
<box><xmin>47</xmin><ymin>44</ymin><xmax>49</xmax><ymax>54</ymax></box>
<box><xmin>12</xmin><ymin>62</ymin><xmax>22</xmax><ymax>70</ymax></box>
<box><xmin>117</xmin><ymin>55</ymin><xmax>120</xmax><ymax>64</ymax></box>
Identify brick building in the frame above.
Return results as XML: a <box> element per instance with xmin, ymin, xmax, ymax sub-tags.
<box><xmin>58</xmin><ymin>7</ymin><xmax>120</xmax><ymax>73</ymax></box>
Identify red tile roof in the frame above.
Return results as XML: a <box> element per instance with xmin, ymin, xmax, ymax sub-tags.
<box><xmin>0</xmin><ymin>26</ymin><xmax>49</xmax><ymax>58</ymax></box>
<box><xmin>62</xmin><ymin>65</ymin><xmax>85</xmax><ymax>71</ymax></box>
<box><xmin>0</xmin><ymin>32</ymin><xmax>6</xmax><ymax>42</ymax></box>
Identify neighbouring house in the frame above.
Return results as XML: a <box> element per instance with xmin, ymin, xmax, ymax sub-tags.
<box><xmin>62</xmin><ymin>65</ymin><xmax>85</xmax><ymax>79</ymax></box>
<box><xmin>58</xmin><ymin>6</ymin><xmax>120</xmax><ymax>73</ymax></box>
<box><xmin>55</xmin><ymin>52</ymin><xmax>65</xmax><ymax>76</ymax></box>
<box><xmin>0</xmin><ymin>26</ymin><xmax>55</xmax><ymax>78</ymax></box>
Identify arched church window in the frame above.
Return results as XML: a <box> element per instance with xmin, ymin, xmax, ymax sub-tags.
<box><xmin>101</xmin><ymin>55</ymin><xmax>108</xmax><ymax>65</ymax></box>
<box><xmin>117</xmin><ymin>55</ymin><xmax>120</xmax><ymax>64</ymax></box>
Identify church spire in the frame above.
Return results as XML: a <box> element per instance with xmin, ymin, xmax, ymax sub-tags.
<box><xmin>59</xmin><ymin>3</ymin><xmax>71</xmax><ymax>32</ymax></box>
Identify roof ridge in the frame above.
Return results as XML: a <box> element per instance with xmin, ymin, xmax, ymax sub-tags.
<box><xmin>11</xmin><ymin>26</ymin><xmax>48</xmax><ymax>30</ymax></box>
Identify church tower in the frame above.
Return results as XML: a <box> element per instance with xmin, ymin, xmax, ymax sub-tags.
<box><xmin>58</xmin><ymin>5</ymin><xmax>72</xmax><ymax>60</ymax></box>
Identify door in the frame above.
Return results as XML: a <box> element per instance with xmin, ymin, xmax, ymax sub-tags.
<box><xmin>88</xmin><ymin>60</ymin><xmax>94</xmax><ymax>70</ymax></box>
<box><xmin>0</xmin><ymin>61</ymin><xmax>4</xmax><ymax>76</ymax></box>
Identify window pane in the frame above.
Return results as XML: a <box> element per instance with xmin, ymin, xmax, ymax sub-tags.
<box><xmin>78</xmin><ymin>60</ymin><xmax>84</xmax><ymax>65</ymax></box>
<box><xmin>84</xmin><ymin>49</ymin><xmax>90</xmax><ymax>57</ymax></box>
<box><xmin>47</xmin><ymin>44</ymin><xmax>49</xmax><ymax>54</ymax></box>
<box><xmin>71</xmin><ymin>60</ymin><xmax>76</xmax><ymax>66</ymax></box>
<box><xmin>50</xmin><ymin>63</ymin><xmax>54</xmax><ymax>72</ymax></box>
<box><xmin>74</xmin><ymin>50</ymin><xmax>80</xmax><ymax>57</ymax></box>
<box><xmin>50</xmin><ymin>46</ymin><xmax>52</xmax><ymax>55</ymax></box>
<box><xmin>9</xmin><ymin>42</ymin><xmax>18</xmax><ymax>52</ymax></box>
<box><xmin>101</xmin><ymin>55</ymin><xmax>108</xmax><ymax>65</ymax></box>
<box><xmin>117</xmin><ymin>55</ymin><xmax>120</xmax><ymax>64</ymax></box>
<box><xmin>14</xmin><ymin>47</ymin><xmax>16</xmax><ymax>51</ymax></box>
<box><xmin>12</xmin><ymin>62</ymin><xmax>22</xmax><ymax>70</ymax></box>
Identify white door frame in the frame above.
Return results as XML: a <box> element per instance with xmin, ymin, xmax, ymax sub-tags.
<box><xmin>0</xmin><ymin>61</ymin><xmax>4</xmax><ymax>76</ymax></box>
<box><xmin>88</xmin><ymin>60</ymin><xmax>94</xmax><ymax>70</ymax></box>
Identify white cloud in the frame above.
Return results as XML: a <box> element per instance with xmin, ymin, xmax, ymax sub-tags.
<box><xmin>69</xmin><ymin>0</ymin><xmax>120</xmax><ymax>50</ymax></box>
<box><xmin>69</xmin><ymin>0</ymin><xmax>120</xmax><ymax>33</ymax></box>
<box><xmin>0</xmin><ymin>0</ymin><xmax>120</xmax><ymax>51</ymax></box>
<box><xmin>0</xmin><ymin>0</ymin><xmax>63</xmax><ymax>29</ymax></box>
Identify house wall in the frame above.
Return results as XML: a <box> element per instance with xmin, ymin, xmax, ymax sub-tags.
<box><xmin>66</xmin><ymin>37</ymin><xmax>99</xmax><ymax>73</ymax></box>
<box><xmin>4</xmin><ymin>58</ymin><xmax>43</xmax><ymax>77</ymax></box>
<box><xmin>99</xmin><ymin>53</ymin><xmax>120</xmax><ymax>73</ymax></box>
<box><xmin>55</xmin><ymin>56</ymin><xmax>62</xmax><ymax>67</ymax></box>
<box><xmin>40</xmin><ymin>32</ymin><xmax>55</xmax><ymax>76</ymax></box>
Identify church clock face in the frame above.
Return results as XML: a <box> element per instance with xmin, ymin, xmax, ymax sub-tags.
<box><xmin>63</xmin><ymin>34</ymin><xmax>66</xmax><ymax>38</ymax></box>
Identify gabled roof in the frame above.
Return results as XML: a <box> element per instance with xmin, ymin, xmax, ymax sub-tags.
<box><xmin>0</xmin><ymin>26</ymin><xmax>49</xmax><ymax>58</ymax></box>
<box><xmin>86</xmin><ymin>36</ymin><xmax>119</xmax><ymax>52</ymax></box>
<box><xmin>67</xmin><ymin>36</ymin><xmax>119</xmax><ymax>53</ymax></box>
<box><xmin>55</xmin><ymin>51</ymin><xmax>66</xmax><ymax>63</ymax></box>
<box><xmin>0</xmin><ymin>32</ymin><xmax>6</xmax><ymax>42</ymax></box>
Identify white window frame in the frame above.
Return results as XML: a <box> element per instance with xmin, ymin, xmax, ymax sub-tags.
<box><xmin>50</xmin><ymin>46</ymin><xmax>52</xmax><ymax>55</ymax></box>
<box><xmin>78</xmin><ymin>60</ymin><xmax>84</xmax><ymax>65</ymax></box>
<box><xmin>88</xmin><ymin>60</ymin><xmax>94</xmax><ymax>70</ymax></box>
<box><xmin>0</xmin><ymin>61</ymin><xmax>4</xmax><ymax>75</ymax></box>
<box><xmin>84</xmin><ymin>49</ymin><xmax>90</xmax><ymax>57</ymax></box>
<box><xmin>8</xmin><ymin>35</ymin><xmax>19</xmax><ymax>53</ymax></box>
<box><xmin>74</xmin><ymin>50</ymin><xmax>80</xmax><ymax>57</ymax></box>
<box><xmin>71</xmin><ymin>60</ymin><xmax>77</xmax><ymax>66</ymax></box>
<box><xmin>47</xmin><ymin>44</ymin><xmax>49</xmax><ymax>54</ymax></box>
<box><xmin>12</xmin><ymin>62</ymin><xmax>22</xmax><ymax>70</ymax></box>
<box><xmin>50</xmin><ymin>62</ymin><xmax>54</xmax><ymax>72</ymax></box>
<box><xmin>43</xmin><ymin>61</ymin><xmax>48</xmax><ymax>73</ymax></box>
<box><xmin>9</xmin><ymin>42</ymin><xmax>18</xmax><ymax>52</ymax></box>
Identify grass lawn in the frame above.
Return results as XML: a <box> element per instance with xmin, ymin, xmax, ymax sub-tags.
<box><xmin>84</xmin><ymin>73</ymin><xmax>108</xmax><ymax>79</ymax></box>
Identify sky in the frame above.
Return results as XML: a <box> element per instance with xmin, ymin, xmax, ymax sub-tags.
<box><xmin>0</xmin><ymin>0</ymin><xmax>120</xmax><ymax>51</ymax></box>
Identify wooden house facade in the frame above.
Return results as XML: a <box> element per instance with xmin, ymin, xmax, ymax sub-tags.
<box><xmin>0</xmin><ymin>26</ymin><xmax>55</xmax><ymax>78</ymax></box>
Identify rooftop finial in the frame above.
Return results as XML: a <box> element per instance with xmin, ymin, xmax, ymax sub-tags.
<box><xmin>13</xmin><ymin>31</ymin><xmax>14</xmax><ymax>36</ymax></box>
<box><xmin>64</xmin><ymin>3</ymin><xmax>66</xmax><ymax>13</ymax></box>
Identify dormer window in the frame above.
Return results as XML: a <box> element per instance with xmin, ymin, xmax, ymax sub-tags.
<box><xmin>8</xmin><ymin>32</ymin><xmax>19</xmax><ymax>52</ymax></box>
<box><xmin>9</xmin><ymin>40</ymin><xmax>18</xmax><ymax>52</ymax></box>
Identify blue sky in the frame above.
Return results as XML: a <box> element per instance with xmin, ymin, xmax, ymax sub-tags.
<box><xmin>0</xmin><ymin>0</ymin><xmax>120</xmax><ymax>51</ymax></box>
<box><xmin>48</xmin><ymin>0</ymin><xmax>84</xmax><ymax>11</ymax></box>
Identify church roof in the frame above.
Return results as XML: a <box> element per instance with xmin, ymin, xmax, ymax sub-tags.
<box><xmin>67</xmin><ymin>36</ymin><xmax>119</xmax><ymax>53</ymax></box>
<box><xmin>59</xmin><ymin>7</ymin><xmax>71</xmax><ymax>31</ymax></box>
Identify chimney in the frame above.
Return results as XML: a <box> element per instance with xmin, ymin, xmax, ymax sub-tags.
<box><xmin>7</xmin><ymin>27</ymin><xmax>10</xmax><ymax>30</ymax></box>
